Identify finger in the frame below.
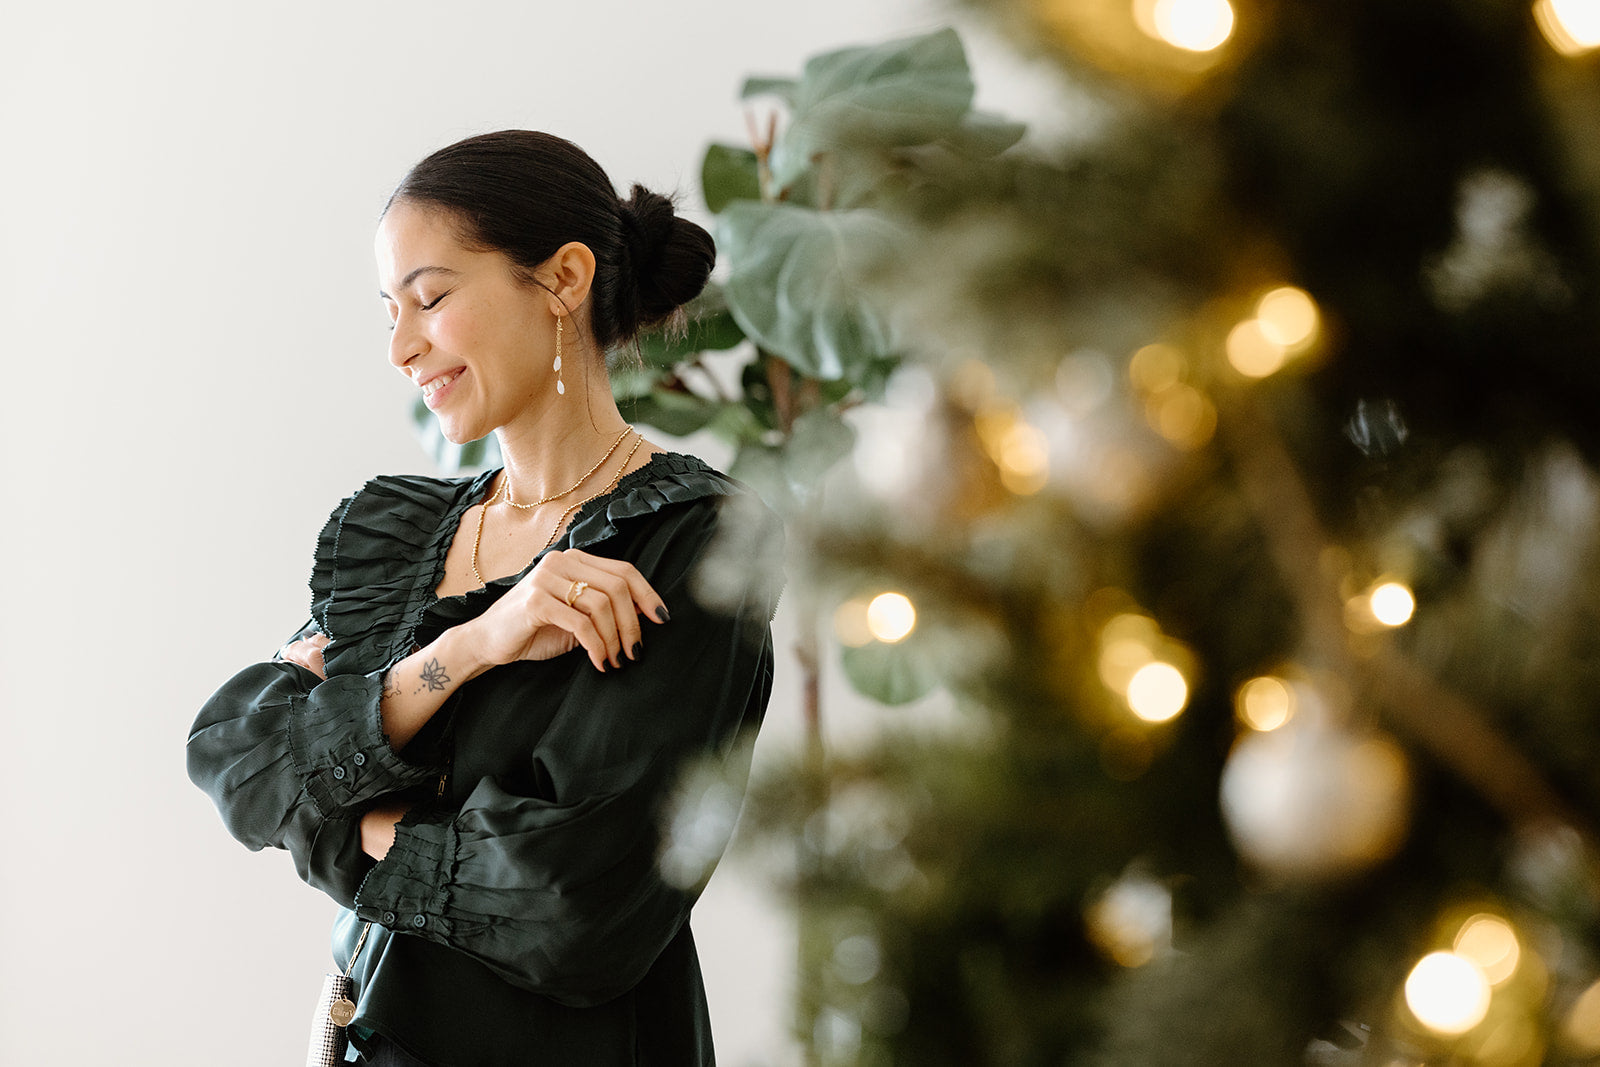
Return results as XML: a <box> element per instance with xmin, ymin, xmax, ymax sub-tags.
<box><xmin>547</xmin><ymin>600</ymin><xmax>610</xmax><ymax>672</ymax></box>
<box><xmin>587</xmin><ymin>570</ymin><xmax>642</xmax><ymax>663</ymax></box>
<box><xmin>563</xmin><ymin>550</ymin><xmax>669</xmax><ymax>625</ymax></box>
<box><xmin>573</xmin><ymin>578</ymin><xmax>622</xmax><ymax>668</ymax></box>
<box><xmin>539</xmin><ymin>564</ymin><xmax>624</xmax><ymax>667</ymax></box>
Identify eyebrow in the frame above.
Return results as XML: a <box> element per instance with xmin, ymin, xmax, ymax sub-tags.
<box><xmin>378</xmin><ymin>265</ymin><xmax>460</xmax><ymax>300</ymax></box>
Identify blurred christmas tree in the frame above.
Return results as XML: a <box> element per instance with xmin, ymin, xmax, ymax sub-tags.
<box><xmin>647</xmin><ymin>4</ymin><xmax>1600</xmax><ymax>1063</ymax></box>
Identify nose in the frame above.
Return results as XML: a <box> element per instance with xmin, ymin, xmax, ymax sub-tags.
<box><xmin>388</xmin><ymin>310</ymin><xmax>428</xmax><ymax>372</ymax></box>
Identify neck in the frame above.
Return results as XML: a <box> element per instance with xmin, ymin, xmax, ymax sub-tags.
<box><xmin>492</xmin><ymin>388</ymin><xmax>635</xmax><ymax>502</ymax></box>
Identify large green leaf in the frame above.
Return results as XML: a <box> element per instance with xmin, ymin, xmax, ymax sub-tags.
<box><xmin>945</xmin><ymin>110</ymin><xmax>1027</xmax><ymax>157</ymax></box>
<box><xmin>728</xmin><ymin>440</ymin><xmax>798</xmax><ymax>517</ymax></box>
<box><xmin>619</xmin><ymin>387</ymin><xmax>722</xmax><ymax>438</ymax></box>
<box><xmin>768</xmin><ymin>28</ymin><xmax>975</xmax><ymax>187</ymax></box>
<box><xmin>840</xmin><ymin>635</ymin><xmax>939</xmax><ymax>706</ymax></box>
<box><xmin>701</xmin><ymin>143</ymin><xmax>761</xmax><ymax>213</ymax></box>
<box><xmin>740</xmin><ymin>75</ymin><xmax>799</xmax><ymax>105</ymax></box>
<box><xmin>717</xmin><ymin>200</ymin><xmax>903</xmax><ymax>381</ymax></box>
<box><xmin>634</xmin><ymin>283</ymin><xmax>748</xmax><ymax>370</ymax></box>
<box><xmin>785</xmin><ymin>406</ymin><xmax>857</xmax><ymax>487</ymax></box>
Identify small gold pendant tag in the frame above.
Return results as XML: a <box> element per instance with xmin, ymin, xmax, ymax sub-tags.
<box><xmin>328</xmin><ymin>997</ymin><xmax>357</xmax><ymax>1027</ymax></box>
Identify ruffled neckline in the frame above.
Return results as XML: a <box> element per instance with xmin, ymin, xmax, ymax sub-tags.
<box><xmin>310</xmin><ymin>450</ymin><xmax>751</xmax><ymax>677</ymax></box>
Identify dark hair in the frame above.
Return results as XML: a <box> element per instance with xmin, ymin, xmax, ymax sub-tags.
<box><xmin>387</xmin><ymin>130</ymin><xmax>715</xmax><ymax>351</ymax></box>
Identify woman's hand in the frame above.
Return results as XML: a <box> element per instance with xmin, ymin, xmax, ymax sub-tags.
<box><xmin>279</xmin><ymin>632</ymin><xmax>330</xmax><ymax>679</ymax></box>
<box><xmin>360</xmin><ymin>803</ymin><xmax>410</xmax><ymax>861</ymax></box>
<box><xmin>463</xmin><ymin>548</ymin><xmax>669</xmax><ymax>673</ymax></box>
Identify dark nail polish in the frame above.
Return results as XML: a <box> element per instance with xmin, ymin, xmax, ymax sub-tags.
<box><xmin>655</xmin><ymin>605</ymin><xmax>671</xmax><ymax>623</ymax></box>
<box><xmin>632</xmin><ymin>641</ymin><xmax>643</xmax><ymax>660</ymax></box>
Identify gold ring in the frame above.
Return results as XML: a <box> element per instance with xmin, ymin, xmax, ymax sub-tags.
<box><xmin>565</xmin><ymin>580</ymin><xmax>589</xmax><ymax>607</ymax></box>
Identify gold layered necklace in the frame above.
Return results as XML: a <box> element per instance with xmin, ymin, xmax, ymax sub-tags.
<box><xmin>469</xmin><ymin>428</ymin><xmax>645</xmax><ymax>587</ymax></box>
<box><xmin>500</xmin><ymin>427</ymin><xmax>633</xmax><ymax>509</ymax></box>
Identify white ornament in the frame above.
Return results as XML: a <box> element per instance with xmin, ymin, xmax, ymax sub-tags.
<box><xmin>1220</xmin><ymin>719</ymin><xmax>1411</xmax><ymax>880</ymax></box>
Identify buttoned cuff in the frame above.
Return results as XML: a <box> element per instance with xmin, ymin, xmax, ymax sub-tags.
<box><xmin>287</xmin><ymin>671</ymin><xmax>442</xmax><ymax>816</ymax></box>
<box><xmin>352</xmin><ymin>810</ymin><xmax>457</xmax><ymax>938</ymax></box>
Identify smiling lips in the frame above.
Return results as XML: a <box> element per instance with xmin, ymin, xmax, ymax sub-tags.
<box><xmin>420</xmin><ymin>368</ymin><xmax>464</xmax><ymax>403</ymax></box>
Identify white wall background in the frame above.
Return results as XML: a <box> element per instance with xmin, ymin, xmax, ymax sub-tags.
<box><xmin>0</xmin><ymin>3</ymin><xmax>1063</xmax><ymax>1064</ymax></box>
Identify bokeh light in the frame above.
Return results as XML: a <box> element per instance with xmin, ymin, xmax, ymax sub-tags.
<box><xmin>1129</xmin><ymin>343</ymin><xmax>1186</xmax><ymax>393</ymax></box>
<box><xmin>1405</xmin><ymin>951</ymin><xmax>1492</xmax><ymax>1035</ymax></box>
<box><xmin>1085</xmin><ymin>871</ymin><xmax>1172</xmax><ymax>968</ymax></box>
<box><xmin>1126</xmin><ymin>662</ymin><xmax>1189</xmax><ymax>722</ymax></box>
<box><xmin>866</xmin><ymin>592</ymin><xmax>917</xmax><ymax>643</ymax></box>
<box><xmin>1145</xmin><ymin>383</ymin><xmax>1217</xmax><ymax>450</ymax></box>
<box><xmin>1136</xmin><ymin>0</ymin><xmax>1235</xmax><ymax>52</ymax></box>
<box><xmin>1254</xmin><ymin>286</ymin><xmax>1320</xmax><ymax>350</ymax></box>
<box><xmin>1097</xmin><ymin>613</ymin><xmax>1160</xmax><ymax>692</ymax></box>
<box><xmin>1369</xmin><ymin>581</ymin><xmax>1417</xmax><ymax>627</ymax></box>
<box><xmin>997</xmin><ymin>419</ymin><xmax>1051</xmax><ymax>494</ymax></box>
<box><xmin>1564</xmin><ymin>978</ymin><xmax>1600</xmax><ymax>1055</ymax></box>
<box><xmin>834</xmin><ymin>597</ymin><xmax>874</xmax><ymax>648</ymax></box>
<box><xmin>1225</xmin><ymin>319</ymin><xmax>1288</xmax><ymax>378</ymax></box>
<box><xmin>1236</xmin><ymin>675</ymin><xmax>1295</xmax><ymax>732</ymax></box>
<box><xmin>1453</xmin><ymin>914</ymin><xmax>1521</xmax><ymax>986</ymax></box>
<box><xmin>1535</xmin><ymin>0</ymin><xmax>1600</xmax><ymax>55</ymax></box>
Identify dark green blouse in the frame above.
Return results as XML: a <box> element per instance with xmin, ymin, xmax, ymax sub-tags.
<box><xmin>187</xmin><ymin>452</ymin><xmax>784</xmax><ymax>1067</ymax></box>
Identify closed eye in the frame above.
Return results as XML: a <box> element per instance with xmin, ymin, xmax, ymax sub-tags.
<box><xmin>420</xmin><ymin>290</ymin><xmax>451</xmax><ymax>311</ymax></box>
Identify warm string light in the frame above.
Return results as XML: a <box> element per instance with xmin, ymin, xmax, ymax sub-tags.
<box><xmin>834</xmin><ymin>592</ymin><xmax>919</xmax><ymax>647</ymax></box>
<box><xmin>1535</xmin><ymin>0</ymin><xmax>1600</xmax><ymax>55</ymax></box>
<box><xmin>1128</xmin><ymin>343</ymin><xmax>1216</xmax><ymax>450</ymax></box>
<box><xmin>1453</xmin><ymin>914</ymin><xmax>1521</xmax><ymax>986</ymax></box>
<box><xmin>1096</xmin><ymin>612</ymin><xmax>1193</xmax><ymax>724</ymax></box>
<box><xmin>1132</xmin><ymin>0</ymin><xmax>1236</xmax><ymax>52</ymax></box>
<box><xmin>1405</xmin><ymin>951</ymin><xmax>1492</xmax><ymax>1035</ymax></box>
<box><xmin>1235</xmin><ymin>675</ymin><xmax>1295</xmax><ymax>732</ymax></box>
<box><xmin>1226</xmin><ymin>285</ymin><xmax>1321</xmax><ymax>379</ymax></box>
<box><xmin>866</xmin><ymin>593</ymin><xmax>917</xmax><ymax>643</ymax></box>
<box><xmin>1127</xmin><ymin>662</ymin><xmax>1188</xmax><ymax>722</ymax></box>
<box><xmin>1084</xmin><ymin>870</ymin><xmax>1173</xmax><ymax>967</ymax></box>
<box><xmin>1346</xmin><ymin>578</ymin><xmax>1417</xmax><ymax>632</ymax></box>
<box><xmin>974</xmin><ymin>404</ymin><xmax>1050</xmax><ymax>494</ymax></box>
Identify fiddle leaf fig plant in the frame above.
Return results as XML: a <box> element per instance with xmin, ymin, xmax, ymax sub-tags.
<box><xmin>625</xmin><ymin>27</ymin><xmax>1022</xmax><ymax>716</ymax></box>
<box><xmin>413</xmin><ymin>27</ymin><xmax>1020</xmax><ymax>716</ymax></box>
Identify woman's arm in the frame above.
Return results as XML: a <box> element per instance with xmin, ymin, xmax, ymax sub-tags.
<box><xmin>348</xmin><ymin>497</ymin><xmax>785</xmax><ymax>1005</ymax></box>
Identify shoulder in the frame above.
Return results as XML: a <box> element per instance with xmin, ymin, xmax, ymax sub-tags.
<box><xmin>566</xmin><ymin>450</ymin><xmax>781</xmax><ymax>550</ymax></box>
<box><xmin>569</xmin><ymin>451</ymin><xmax>787</xmax><ymax>621</ymax></box>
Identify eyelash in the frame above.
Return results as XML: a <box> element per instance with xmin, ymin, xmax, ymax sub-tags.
<box><xmin>385</xmin><ymin>291</ymin><xmax>450</xmax><ymax>331</ymax></box>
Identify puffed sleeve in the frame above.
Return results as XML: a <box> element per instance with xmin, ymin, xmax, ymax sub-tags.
<box><xmin>186</xmin><ymin>627</ymin><xmax>447</xmax><ymax>907</ymax></box>
<box><xmin>350</xmin><ymin>494</ymin><xmax>783</xmax><ymax>1007</ymax></box>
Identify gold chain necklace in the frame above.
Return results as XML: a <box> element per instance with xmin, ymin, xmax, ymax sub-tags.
<box><xmin>538</xmin><ymin>432</ymin><xmax>645</xmax><ymax>553</ymax></box>
<box><xmin>469</xmin><ymin>430</ymin><xmax>645</xmax><ymax>587</ymax></box>
<box><xmin>501</xmin><ymin>427</ymin><xmax>633</xmax><ymax>509</ymax></box>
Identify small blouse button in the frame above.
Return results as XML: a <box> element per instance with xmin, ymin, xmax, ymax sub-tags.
<box><xmin>331</xmin><ymin>765</ymin><xmax>347</xmax><ymax>781</ymax></box>
<box><xmin>382</xmin><ymin>911</ymin><xmax>397</xmax><ymax>925</ymax></box>
<box><xmin>352</xmin><ymin>753</ymin><xmax>367</xmax><ymax>767</ymax></box>
<box><xmin>412</xmin><ymin>914</ymin><xmax>427</xmax><ymax>929</ymax></box>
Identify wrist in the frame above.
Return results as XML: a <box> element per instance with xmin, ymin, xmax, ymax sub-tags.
<box><xmin>438</xmin><ymin>620</ymin><xmax>491</xmax><ymax>682</ymax></box>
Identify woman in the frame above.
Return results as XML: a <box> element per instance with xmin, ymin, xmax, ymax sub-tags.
<box><xmin>187</xmin><ymin>130</ymin><xmax>784</xmax><ymax>1066</ymax></box>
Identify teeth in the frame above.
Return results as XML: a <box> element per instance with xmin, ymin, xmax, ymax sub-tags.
<box><xmin>422</xmin><ymin>369</ymin><xmax>461</xmax><ymax>397</ymax></box>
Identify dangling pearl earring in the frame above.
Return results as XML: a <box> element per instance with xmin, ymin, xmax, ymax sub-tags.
<box><xmin>553</xmin><ymin>316</ymin><xmax>565</xmax><ymax>396</ymax></box>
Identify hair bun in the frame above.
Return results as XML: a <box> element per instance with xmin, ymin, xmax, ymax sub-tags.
<box><xmin>618</xmin><ymin>184</ymin><xmax>715</xmax><ymax>331</ymax></box>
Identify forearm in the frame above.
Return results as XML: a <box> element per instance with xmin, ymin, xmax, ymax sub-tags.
<box><xmin>379</xmin><ymin>623</ymin><xmax>490</xmax><ymax>751</ymax></box>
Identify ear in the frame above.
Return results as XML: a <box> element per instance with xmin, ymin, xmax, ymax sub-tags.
<box><xmin>540</xmin><ymin>241</ymin><xmax>596</xmax><ymax>318</ymax></box>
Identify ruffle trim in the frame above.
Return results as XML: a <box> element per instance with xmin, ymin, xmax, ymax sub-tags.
<box><xmin>308</xmin><ymin>452</ymin><xmax>750</xmax><ymax>676</ymax></box>
<box><xmin>310</xmin><ymin>472</ymin><xmax>488</xmax><ymax>678</ymax></box>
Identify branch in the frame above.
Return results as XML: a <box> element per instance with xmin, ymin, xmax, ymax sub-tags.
<box><xmin>1219</xmin><ymin>392</ymin><xmax>1595</xmax><ymax>838</ymax></box>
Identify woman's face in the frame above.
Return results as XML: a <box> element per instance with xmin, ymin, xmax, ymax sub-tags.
<box><xmin>376</xmin><ymin>200</ymin><xmax>558</xmax><ymax>445</ymax></box>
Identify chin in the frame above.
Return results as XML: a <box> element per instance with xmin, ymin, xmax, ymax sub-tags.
<box><xmin>436</xmin><ymin>420</ymin><xmax>485</xmax><ymax>447</ymax></box>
